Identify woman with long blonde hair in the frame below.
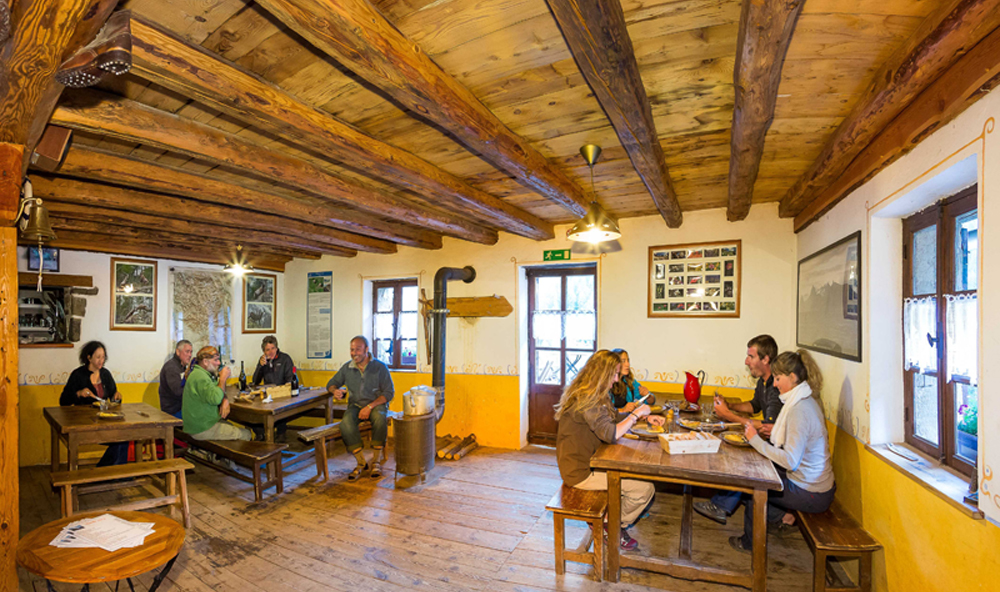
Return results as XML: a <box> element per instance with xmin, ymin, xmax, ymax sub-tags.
<box><xmin>731</xmin><ymin>349</ymin><xmax>835</xmax><ymax>552</ymax></box>
<box><xmin>555</xmin><ymin>350</ymin><xmax>664</xmax><ymax>552</ymax></box>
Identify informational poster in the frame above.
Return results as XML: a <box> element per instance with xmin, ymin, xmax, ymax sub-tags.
<box><xmin>307</xmin><ymin>272</ymin><xmax>333</xmax><ymax>358</ymax></box>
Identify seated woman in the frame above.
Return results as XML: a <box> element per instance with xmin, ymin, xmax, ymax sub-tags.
<box><xmin>59</xmin><ymin>341</ymin><xmax>128</xmax><ymax>467</ymax></box>
<box><xmin>732</xmin><ymin>349</ymin><xmax>835</xmax><ymax>552</ymax></box>
<box><xmin>609</xmin><ymin>349</ymin><xmax>653</xmax><ymax>412</ymax></box>
<box><xmin>556</xmin><ymin>349</ymin><xmax>664</xmax><ymax>552</ymax></box>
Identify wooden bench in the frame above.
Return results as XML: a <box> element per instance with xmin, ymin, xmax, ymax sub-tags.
<box><xmin>174</xmin><ymin>430</ymin><xmax>287</xmax><ymax>502</ymax></box>
<box><xmin>545</xmin><ymin>485</ymin><xmax>607</xmax><ymax>581</ymax></box>
<box><xmin>797</xmin><ymin>501</ymin><xmax>881</xmax><ymax>592</ymax></box>
<box><xmin>298</xmin><ymin>420</ymin><xmax>376</xmax><ymax>481</ymax></box>
<box><xmin>51</xmin><ymin>458</ymin><xmax>194</xmax><ymax>528</ymax></box>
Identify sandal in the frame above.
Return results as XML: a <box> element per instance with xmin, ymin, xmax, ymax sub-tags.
<box><xmin>348</xmin><ymin>463</ymin><xmax>369</xmax><ymax>481</ymax></box>
<box><xmin>370</xmin><ymin>462</ymin><xmax>382</xmax><ymax>479</ymax></box>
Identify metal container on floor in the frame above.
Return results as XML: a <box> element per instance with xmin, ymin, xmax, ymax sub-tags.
<box><xmin>393</xmin><ymin>411</ymin><xmax>436</xmax><ymax>483</ymax></box>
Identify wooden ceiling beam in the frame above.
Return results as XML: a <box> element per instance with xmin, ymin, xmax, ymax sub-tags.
<box><xmin>255</xmin><ymin>0</ymin><xmax>591</xmax><ymax>217</ymax></box>
<box><xmin>51</xmin><ymin>89</ymin><xmax>499</xmax><ymax>244</ymax></box>
<box><xmin>128</xmin><ymin>17</ymin><xmax>553</xmax><ymax>241</ymax></box>
<box><xmin>795</xmin><ymin>25</ymin><xmax>1000</xmax><ymax>232</ymax></box>
<box><xmin>779</xmin><ymin>0</ymin><xmax>1000</xmax><ymax>218</ymax></box>
<box><xmin>546</xmin><ymin>0</ymin><xmax>682</xmax><ymax>228</ymax></box>
<box><xmin>726</xmin><ymin>0</ymin><xmax>804</xmax><ymax>222</ymax></box>
<box><xmin>57</xmin><ymin>146</ymin><xmax>426</xmax><ymax>251</ymax></box>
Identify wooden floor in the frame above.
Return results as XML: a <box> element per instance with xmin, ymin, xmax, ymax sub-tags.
<box><xmin>18</xmin><ymin>443</ymin><xmax>817</xmax><ymax>591</ymax></box>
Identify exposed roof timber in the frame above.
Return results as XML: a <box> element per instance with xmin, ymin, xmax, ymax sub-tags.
<box><xmin>50</xmin><ymin>89</ymin><xmax>499</xmax><ymax>244</ymax></box>
<box><xmin>56</xmin><ymin>144</ymin><xmax>423</xmax><ymax>251</ymax></box>
<box><xmin>255</xmin><ymin>0</ymin><xmax>592</xmax><ymax>217</ymax></box>
<box><xmin>128</xmin><ymin>16</ymin><xmax>553</xmax><ymax>241</ymax></box>
<box><xmin>779</xmin><ymin>0</ymin><xmax>1000</xmax><ymax>218</ymax></box>
<box><xmin>726</xmin><ymin>0</ymin><xmax>804</xmax><ymax>222</ymax></box>
<box><xmin>546</xmin><ymin>0</ymin><xmax>682</xmax><ymax>228</ymax></box>
<box><xmin>794</xmin><ymin>24</ymin><xmax>1000</xmax><ymax>232</ymax></box>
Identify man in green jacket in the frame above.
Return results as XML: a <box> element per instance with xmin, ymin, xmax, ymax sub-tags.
<box><xmin>183</xmin><ymin>346</ymin><xmax>252</xmax><ymax>441</ymax></box>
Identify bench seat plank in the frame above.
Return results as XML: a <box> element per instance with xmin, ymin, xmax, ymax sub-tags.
<box><xmin>547</xmin><ymin>485</ymin><xmax>607</xmax><ymax>519</ymax></box>
<box><xmin>797</xmin><ymin>501</ymin><xmax>881</xmax><ymax>553</ymax></box>
<box><xmin>52</xmin><ymin>459</ymin><xmax>193</xmax><ymax>486</ymax></box>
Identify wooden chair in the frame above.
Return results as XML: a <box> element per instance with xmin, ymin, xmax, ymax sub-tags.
<box><xmin>796</xmin><ymin>501</ymin><xmax>882</xmax><ymax>592</ymax></box>
<box><xmin>297</xmin><ymin>420</ymin><xmax>376</xmax><ymax>481</ymax></box>
<box><xmin>50</xmin><ymin>458</ymin><xmax>194</xmax><ymax>528</ymax></box>
<box><xmin>174</xmin><ymin>430</ymin><xmax>287</xmax><ymax>502</ymax></box>
<box><xmin>545</xmin><ymin>485</ymin><xmax>607</xmax><ymax>581</ymax></box>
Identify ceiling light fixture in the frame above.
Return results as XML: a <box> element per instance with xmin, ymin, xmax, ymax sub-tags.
<box><xmin>224</xmin><ymin>244</ymin><xmax>255</xmax><ymax>276</ymax></box>
<box><xmin>567</xmin><ymin>144</ymin><xmax>621</xmax><ymax>244</ymax></box>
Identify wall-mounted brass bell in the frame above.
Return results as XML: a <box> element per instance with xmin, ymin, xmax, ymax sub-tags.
<box><xmin>17</xmin><ymin>180</ymin><xmax>57</xmax><ymax>243</ymax></box>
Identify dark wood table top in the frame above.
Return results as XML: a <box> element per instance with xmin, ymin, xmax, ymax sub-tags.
<box><xmin>226</xmin><ymin>386</ymin><xmax>334</xmax><ymax>416</ymax></box>
<box><xmin>16</xmin><ymin>511</ymin><xmax>185</xmax><ymax>584</ymax></box>
<box><xmin>43</xmin><ymin>403</ymin><xmax>181</xmax><ymax>434</ymax></box>
<box><xmin>591</xmin><ymin>436</ymin><xmax>783</xmax><ymax>492</ymax></box>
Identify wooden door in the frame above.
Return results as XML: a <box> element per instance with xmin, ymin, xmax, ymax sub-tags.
<box><xmin>527</xmin><ymin>265</ymin><xmax>597</xmax><ymax>444</ymax></box>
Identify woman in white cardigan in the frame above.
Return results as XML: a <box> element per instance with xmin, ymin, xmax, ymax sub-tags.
<box><xmin>731</xmin><ymin>349</ymin><xmax>836</xmax><ymax>552</ymax></box>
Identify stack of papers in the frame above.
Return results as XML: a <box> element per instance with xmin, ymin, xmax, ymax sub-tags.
<box><xmin>50</xmin><ymin>514</ymin><xmax>155</xmax><ymax>552</ymax></box>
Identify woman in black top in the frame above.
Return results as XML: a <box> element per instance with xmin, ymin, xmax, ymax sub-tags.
<box><xmin>60</xmin><ymin>341</ymin><xmax>128</xmax><ymax>466</ymax></box>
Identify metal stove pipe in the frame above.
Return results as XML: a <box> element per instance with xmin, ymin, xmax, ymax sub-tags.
<box><xmin>432</xmin><ymin>266</ymin><xmax>476</xmax><ymax>422</ymax></box>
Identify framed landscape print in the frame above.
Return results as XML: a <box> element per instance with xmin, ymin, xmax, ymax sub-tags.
<box><xmin>797</xmin><ymin>231</ymin><xmax>862</xmax><ymax>362</ymax></box>
<box><xmin>648</xmin><ymin>240</ymin><xmax>741</xmax><ymax>318</ymax></box>
<box><xmin>110</xmin><ymin>258</ymin><xmax>157</xmax><ymax>331</ymax></box>
<box><xmin>243</xmin><ymin>273</ymin><xmax>277</xmax><ymax>333</ymax></box>
<box><xmin>27</xmin><ymin>247</ymin><xmax>59</xmax><ymax>272</ymax></box>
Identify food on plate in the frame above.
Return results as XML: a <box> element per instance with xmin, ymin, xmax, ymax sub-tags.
<box><xmin>724</xmin><ymin>433</ymin><xmax>748</xmax><ymax>444</ymax></box>
<box><xmin>678</xmin><ymin>419</ymin><xmax>701</xmax><ymax>429</ymax></box>
<box><xmin>646</xmin><ymin>424</ymin><xmax>664</xmax><ymax>433</ymax></box>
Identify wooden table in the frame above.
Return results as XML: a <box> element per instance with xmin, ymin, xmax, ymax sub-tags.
<box><xmin>591</xmin><ymin>434</ymin><xmax>782</xmax><ymax>590</ymax></box>
<box><xmin>16</xmin><ymin>510</ymin><xmax>185</xmax><ymax>591</ymax></box>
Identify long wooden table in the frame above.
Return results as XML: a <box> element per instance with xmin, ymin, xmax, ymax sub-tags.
<box><xmin>591</xmin><ymin>433</ymin><xmax>782</xmax><ymax>590</ymax></box>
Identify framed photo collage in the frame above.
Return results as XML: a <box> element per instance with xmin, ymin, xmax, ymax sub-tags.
<box><xmin>648</xmin><ymin>240</ymin><xmax>741</xmax><ymax>318</ymax></box>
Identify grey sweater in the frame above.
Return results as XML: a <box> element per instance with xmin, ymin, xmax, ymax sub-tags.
<box><xmin>749</xmin><ymin>396</ymin><xmax>835</xmax><ymax>493</ymax></box>
<box><xmin>556</xmin><ymin>401</ymin><xmax>627</xmax><ymax>487</ymax></box>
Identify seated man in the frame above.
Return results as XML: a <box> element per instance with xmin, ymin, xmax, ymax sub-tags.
<box><xmin>159</xmin><ymin>339</ymin><xmax>192</xmax><ymax>419</ymax></box>
<box><xmin>252</xmin><ymin>335</ymin><xmax>295</xmax><ymax>386</ymax></box>
<box><xmin>183</xmin><ymin>346</ymin><xmax>252</xmax><ymax>441</ymax></box>
<box><xmin>326</xmin><ymin>336</ymin><xmax>394</xmax><ymax>481</ymax></box>
<box><xmin>694</xmin><ymin>334</ymin><xmax>783</xmax><ymax>525</ymax></box>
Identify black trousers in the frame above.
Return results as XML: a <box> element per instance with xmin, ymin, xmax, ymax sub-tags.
<box><xmin>741</xmin><ymin>467</ymin><xmax>835</xmax><ymax>545</ymax></box>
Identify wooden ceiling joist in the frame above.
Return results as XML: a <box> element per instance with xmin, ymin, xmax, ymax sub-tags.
<box><xmin>779</xmin><ymin>0</ymin><xmax>1000</xmax><ymax>218</ymax></box>
<box><xmin>546</xmin><ymin>0</ymin><xmax>683</xmax><ymax>229</ymax></box>
<box><xmin>726</xmin><ymin>0</ymin><xmax>804</xmax><ymax>222</ymax></box>
<box><xmin>255</xmin><ymin>0</ymin><xmax>592</xmax><ymax>217</ymax></box>
<box><xmin>51</xmin><ymin>89</ymin><xmax>499</xmax><ymax>245</ymax></box>
<box><xmin>128</xmin><ymin>17</ymin><xmax>554</xmax><ymax>241</ymax></box>
<box><xmin>57</xmin><ymin>146</ymin><xmax>424</xmax><ymax>251</ymax></box>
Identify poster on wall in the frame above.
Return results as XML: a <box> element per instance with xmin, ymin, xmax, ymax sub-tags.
<box><xmin>307</xmin><ymin>271</ymin><xmax>333</xmax><ymax>358</ymax></box>
<box><xmin>110</xmin><ymin>258</ymin><xmax>157</xmax><ymax>331</ymax></box>
<box><xmin>796</xmin><ymin>231</ymin><xmax>862</xmax><ymax>362</ymax></box>
<box><xmin>243</xmin><ymin>273</ymin><xmax>277</xmax><ymax>334</ymax></box>
<box><xmin>648</xmin><ymin>240</ymin><xmax>741</xmax><ymax>318</ymax></box>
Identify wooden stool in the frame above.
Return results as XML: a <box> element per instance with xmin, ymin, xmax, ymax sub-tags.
<box><xmin>545</xmin><ymin>485</ymin><xmax>607</xmax><ymax>581</ymax></box>
<box><xmin>797</xmin><ymin>501</ymin><xmax>881</xmax><ymax>592</ymax></box>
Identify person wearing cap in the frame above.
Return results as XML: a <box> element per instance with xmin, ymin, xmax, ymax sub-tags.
<box><xmin>182</xmin><ymin>346</ymin><xmax>252</xmax><ymax>441</ymax></box>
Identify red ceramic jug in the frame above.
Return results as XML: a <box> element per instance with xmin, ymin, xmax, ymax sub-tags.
<box><xmin>683</xmin><ymin>370</ymin><xmax>706</xmax><ymax>404</ymax></box>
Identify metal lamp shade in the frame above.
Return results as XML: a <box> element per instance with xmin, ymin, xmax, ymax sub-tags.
<box><xmin>21</xmin><ymin>201</ymin><xmax>57</xmax><ymax>243</ymax></box>
<box><xmin>567</xmin><ymin>200</ymin><xmax>621</xmax><ymax>243</ymax></box>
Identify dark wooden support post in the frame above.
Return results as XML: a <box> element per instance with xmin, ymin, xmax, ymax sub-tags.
<box><xmin>546</xmin><ymin>0</ymin><xmax>683</xmax><ymax>228</ymax></box>
<box><xmin>727</xmin><ymin>0</ymin><xmax>804</xmax><ymax>222</ymax></box>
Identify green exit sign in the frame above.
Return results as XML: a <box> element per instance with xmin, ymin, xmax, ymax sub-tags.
<box><xmin>543</xmin><ymin>249</ymin><xmax>571</xmax><ymax>261</ymax></box>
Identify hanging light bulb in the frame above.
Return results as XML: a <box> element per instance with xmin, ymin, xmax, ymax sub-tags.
<box><xmin>224</xmin><ymin>244</ymin><xmax>255</xmax><ymax>276</ymax></box>
<box><xmin>567</xmin><ymin>144</ymin><xmax>621</xmax><ymax>244</ymax></box>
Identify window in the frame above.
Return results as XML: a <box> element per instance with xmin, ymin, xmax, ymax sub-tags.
<box><xmin>372</xmin><ymin>279</ymin><xmax>418</xmax><ymax>369</ymax></box>
<box><xmin>903</xmin><ymin>187</ymin><xmax>978</xmax><ymax>476</ymax></box>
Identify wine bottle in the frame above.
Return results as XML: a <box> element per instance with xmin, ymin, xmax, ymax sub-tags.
<box><xmin>239</xmin><ymin>361</ymin><xmax>248</xmax><ymax>392</ymax></box>
<box><xmin>291</xmin><ymin>367</ymin><xmax>300</xmax><ymax>396</ymax></box>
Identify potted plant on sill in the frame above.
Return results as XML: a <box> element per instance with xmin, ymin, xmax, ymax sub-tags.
<box><xmin>957</xmin><ymin>401</ymin><xmax>978</xmax><ymax>461</ymax></box>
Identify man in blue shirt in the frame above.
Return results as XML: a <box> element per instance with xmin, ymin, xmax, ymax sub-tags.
<box><xmin>326</xmin><ymin>336</ymin><xmax>394</xmax><ymax>481</ymax></box>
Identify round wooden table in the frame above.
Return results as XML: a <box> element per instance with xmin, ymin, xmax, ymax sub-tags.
<box><xmin>17</xmin><ymin>511</ymin><xmax>185</xmax><ymax>591</ymax></box>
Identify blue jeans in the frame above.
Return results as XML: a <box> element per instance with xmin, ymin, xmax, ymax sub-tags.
<box><xmin>711</xmin><ymin>490</ymin><xmax>745</xmax><ymax>514</ymax></box>
<box><xmin>341</xmin><ymin>403</ymin><xmax>388</xmax><ymax>452</ymax></box>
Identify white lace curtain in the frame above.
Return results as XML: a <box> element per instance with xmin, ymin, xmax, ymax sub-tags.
<box><xmin>903</xmin><ymin>297</ymin><xmax>937</xmax><ymax>372</ymax></box>
<box><xmin>947</xmin><ymin>293</ymin><xmax>978</xmax><ymax>384</ymax></box>
<box><xmin>170</xmin><ymin>269</ymin><xmax>233</xmax><ymax>360</ymax></box>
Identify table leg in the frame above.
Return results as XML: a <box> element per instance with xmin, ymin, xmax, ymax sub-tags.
<box><xmin>265</xmin><ymin>416</ymin><xmax>276</xmax><ymax>481</ymax></box>
<box><xmin>679</xmin><ymin>484</ymin><xmax>694</xmax><ymax>560</ymax></box>
<box><xmin>69</xmin><ymin>435</ymin><xmax>79</xmax><ymax>511</ymax></box>
<box><xmin>326</xmin><ymin>396</ymin><xmax>333</xmax><ymax>425</ymax></box>
<box><xmin>607</xmin><ymin>470</ymin><xmax>622</xmax><ymax>582</ymax></box>
<box><xmin>148</xmin><ymin>555</ymin><xmax>179</xmax><ymax>592</ymax></box>
<box><xmin>751</xmin><ymin>488</ymin><xmax>768</xmax><ymax>592</ymax></box>
<box><xmin>50</xmin><ymin>426</ymin><xmax>60</xmax><ymax>472</ymax></box>
<box><xmin>163</xmin><ymin>428</ymin><xmax>176</xmax><ymax>498</ymax></box>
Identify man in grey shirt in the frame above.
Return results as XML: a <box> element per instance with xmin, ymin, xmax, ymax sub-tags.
<box><xmin>327</xmin><ymin>336</ymin><xmax>394</xmax><ymax>481</ymax></box>
<box><xmin>158</xmin><ymin>340</ymin><xmax>193</xmax><ymax>419</ymax></box>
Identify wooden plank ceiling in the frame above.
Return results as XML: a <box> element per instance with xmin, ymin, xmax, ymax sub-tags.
<box><xmin>27</xmin><ymin>0</ymin><xmax>992</xmax><ymax>267</ymax></box>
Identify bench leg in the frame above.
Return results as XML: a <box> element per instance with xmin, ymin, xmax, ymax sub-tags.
<box><xmin>860</xmin><ymin>552</ymin><xmax>872</xmax><ymax>592</ymax></box>
<box><xmin>591</xmin><ymin>517</ymin><xmax>603</xmax><ymax>582</ymax></box>
<box><xmin>253</xmin><ymin>463</ymin><xmax>263</xmax><ymax>502</ymax></box>
<box><xmin>178</xmin><ymin>468</ymin><xmax>191</xmax><ymax>529</ymax></box>
<box><xmin>553</xmin><ymin>514</ymin><xmax>566</xmax><ymax>575</ymax></box>
<box><xmin>813</xmin><ymin>550</ymin><xmax>828</xmax><ymax>592</ymax></box>
<box><xmin>61</xmin><ymin>485</ymin><xmax>73</xmax><ymax>518</ymax></box>
<box><xmin>316</xmin><ymin>438</ymin><xmax>328</xmax><ymax>482</ymax></box>
<box><xmin>275</xmin><ymin>458</ymin><xmax>284</xmax><ymax>494</ymax></box>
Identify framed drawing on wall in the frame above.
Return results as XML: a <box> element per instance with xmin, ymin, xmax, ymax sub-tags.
<box><xmin>243</xmin><ymin>273</ymin><xmax>277</xmax><ymax>334</ymax></box>
<box><xmin>110</xmin><ymin>258</ymin><xmax>157</xmax><ymax>331</ymax></box>
<box><xmin>796</xmin><ymin>231</ymin><xmax>862</xmax><ymax>362</ymax></box>
<box><xmin>648</xmin><ymin>240</ymin><xmax>741</xmax><ymax>318</ymax></box>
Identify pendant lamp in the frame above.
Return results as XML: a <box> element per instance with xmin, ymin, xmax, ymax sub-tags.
<box><xmin>567</xmin><ymin>144</ymin><xmax>621</xmax><ymax>244</ymax></box>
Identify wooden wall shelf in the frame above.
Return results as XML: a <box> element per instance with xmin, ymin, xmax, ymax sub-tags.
<box><xmin>17</xmin><ymin>273</ymin><xmax>93</xmax><ymax>288</ymax></box>
<box><xmin>20</xmin><ymin>343</ymin><xmax>74</xmax><ymax>348</ymax></box>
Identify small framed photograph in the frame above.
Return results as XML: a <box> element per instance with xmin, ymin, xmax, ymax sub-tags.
<box><xmin>649</xmin><ymin>240</ymin><xmax>741</xmax><ymax>318</ymax></box>
<box><xmin>27</xmin><ymin>247</ymin><xmax>59</xmax><ymax>272</ymax></box>
<box><xmin>110</xmin><ymin>258</ymin><xmax>157</xmax><ymax>331</ymax></box>
<box><xmin>243</xmin><ymin>273</ymin><xmax>277</xmax><ymax>333</ymax></box>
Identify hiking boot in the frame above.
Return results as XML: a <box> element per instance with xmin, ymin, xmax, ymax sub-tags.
<box><xmin>729</xmin><ymin>535</ymin><xmax>751</xmax><ymax>554</ymax></box>
<box><xmin>694</xmin><ymin>500</ymin><xmax>728</xmax><ymax>525</ymax></box>
<box><xmin>769</xmin><ymin>521</ymin><xmax>798</xmax><ymax>537</ymax></box>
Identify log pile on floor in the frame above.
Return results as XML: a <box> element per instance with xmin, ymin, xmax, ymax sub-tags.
<box><xmin>436</xmin><ymin>434</ymin><xmax>478</xmax><ymax>460</ymax></box>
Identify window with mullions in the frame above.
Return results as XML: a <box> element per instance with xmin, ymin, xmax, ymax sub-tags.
<box><xmin>372</xmin><ymin>279</ymin><xmax>418</xmax><ymax>369</ymax></box>
<box><xmin>903</xmin><ymin>187</ymin><xmax>978</xmax><ymax>476</ymax></box>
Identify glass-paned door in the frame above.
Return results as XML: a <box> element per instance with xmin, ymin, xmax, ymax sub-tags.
<box><xmin>372</xmin><ymin>279</ymin><xmax>418</xmax><ymax>369</ymax></box>
<box><xmin>527</xmin><ymin>265</ymin><xmax>597</xmax><ymax>444</ymax></box>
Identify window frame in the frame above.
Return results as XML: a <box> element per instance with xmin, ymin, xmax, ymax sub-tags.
<box><xmin>371</xmin><ymin>278</ymin><xmax>419</xmax><ymax>370</ymax></box>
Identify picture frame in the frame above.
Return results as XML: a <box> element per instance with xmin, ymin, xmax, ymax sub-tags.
<box><xmin>26</xmin><ymin>246</ymin><xmax>59</xmax><ymax>272</ymax></box>
<box><xmin>796</xmin><ymin>231</ymin><xmax>862</xmax><ymax>362</ymax></box>
<box><xmin>243</xmin><ymin>273</ymin><xmax>277</xmax><ymax>334</ymax></box>
<box><xmin>648</xmin><ymin>240</ymin><xmax>741</xmax><ymax>318</ymax></box>
<box><xmin>110</xmin><ymin>258</ymin><xmax>157</xmax><ymax>331</ymax></box>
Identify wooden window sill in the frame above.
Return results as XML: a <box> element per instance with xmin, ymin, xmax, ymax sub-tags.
<box><xmin>866</xmin><ymin>442</ymin><xmax>983</xmax><ymax>519</ymax></box>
